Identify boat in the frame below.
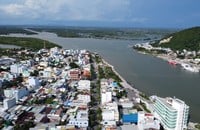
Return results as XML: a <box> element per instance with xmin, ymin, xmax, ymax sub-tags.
<box><xmin>168</xmin><ymin>60</ymin><xmax>177</xmax><ymax>65</ymax></box>
<box><xmin>181</xmin><ymin>63</ymin><xmax>199</xmax><ymax>73</ymax></box>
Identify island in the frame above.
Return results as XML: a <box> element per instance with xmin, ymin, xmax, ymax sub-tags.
<box><xmin>133</xmin><ymin>27</ymin><xmax>200</xmax><ymax>73</ymax></box>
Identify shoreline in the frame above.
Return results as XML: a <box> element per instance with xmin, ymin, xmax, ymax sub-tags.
<box><xmin>136</xmin><ymin>49</ymin><xmax>200</xmax><ymax>71</ymax></box>
<box><xmin>101</xmin><ymin>58</ymin><xmax>140</xmax><ymax>97</ymax></box>
<box><xmin>101</xmin><ymin>56</ymin><xmax>199</xmax><ymax>126</ymax></box>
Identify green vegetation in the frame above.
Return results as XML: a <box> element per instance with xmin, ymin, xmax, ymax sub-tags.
<box><xmin>14</xmin><ymin>121</ymin><xmax>35</xmax><ymax>130</ymax></box>
<box><xmin>195</xmin><ymin>123</ymin><xmax>200</xmax><ymax>130</ymax></box>
<box><xmin>0</xmin><ymin>36</ymin><xmax>61</xmax><ymax>50</ymax></box>
<box><xmin>104</xmin><ymin>66</ymin><xmax>122</xmax><ymax>82</ymax></box>
<box><xmin>132</xmin><ymin>105</ymin><xmax>143</xmax><ymax>111</ymax></box>
<box><xmin>95</xmin><ymin>54</ymin><xmax>102</xmax><ymax>63</ymax></box>
<box><xmin>98</xmin><ymin>66</ymin><xmax>105</xmax><ymax>79</ymax></box>
<box><xmin>0</xmin><ymin>26</ymin><xmax>37</xmax><ymax>35</ymax></box>
<box><xmin>139</xmin><ymin>93</ymin><xmax>150</xmax><ymax>100</ymax></box>
<box><xmin>0</xmin><ymin>48</ymin><xmax>35</xmax><ymax>59</ymax></box>
<box><xmin>116</xmin><ymin>90</ymin><xmax>127</xmax><ymax>99</ymax></box>
<box><xmin>89</xmin><ymin>61</ymin><xmax>102</xmax><ymax>128</ymax></box>
<box><xmin>140</xmin><ymin>102</ymin><xmax>151</xmax><ymax>113</ymax></box>
<box><xmin>45</xmin><ymin>97</ymin><xmax>55</xmax><ymax>104</ymax></box>
<box><xmin>31</xmin><ymin>96</ymin><xmax>56</xmax><ymax>105</ymax></box>
<box><xmin>153</xmin><ymin>27</ymin><xmax>200</xmax><ymax>51</ymax></box>
<box><xmin>90</xmin><ymin>64</ymin><xmax>96</xmax><ymax>80</ymax></box>
<box><xmin>29</xmin><ymin>27</ymin><xmax>174</xmax><ymax>40</ymax></box>
<box><xmin>98</xmin><ymin>65</ymin><xmax>121</xmax><ymax>82</ymax></box>
<box><xmin>69</xmin><ymin>62</ymin><xmax>79</xmax><ymax>68</ymax></box>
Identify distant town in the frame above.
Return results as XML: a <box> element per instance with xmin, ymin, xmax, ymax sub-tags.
<box><xmin>0</xmin><ymin>46</ymin><xmax>195</xmax><ymax>130</ymax></box>
<box><xmin>133</xmin><ymin>42</ymin><xmax>200</xmax><ymax>73</ymax></box>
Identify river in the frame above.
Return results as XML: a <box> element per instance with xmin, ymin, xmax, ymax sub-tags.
<box><xmin>5</xmin><ymin>31</ymin><xmax>200</xmax><ymax>122</ymax></box>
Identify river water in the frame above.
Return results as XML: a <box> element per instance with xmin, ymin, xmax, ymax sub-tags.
<box><xmin>6</xmin><ymin>31</ymin><xmax>200</xmax><ymax>122</ymax></box>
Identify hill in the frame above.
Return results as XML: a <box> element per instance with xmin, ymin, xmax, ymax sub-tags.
<box><xmin>153</xmin><ymin>27</ymin><xmax>200</xmax><ymax>51</ymax></box>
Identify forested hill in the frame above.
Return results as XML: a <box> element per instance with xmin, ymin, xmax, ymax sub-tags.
<box><xmin>153</xmin><ymin>27</ymin><xmax>200</xmax><ymax>51</ymax></box>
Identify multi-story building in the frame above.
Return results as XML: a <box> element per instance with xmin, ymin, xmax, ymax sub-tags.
<box><xmin>154</xmin><ymin>96</ymin><xmax>189</xmax><ymax>130</ymax></box>
<box><xmin>77</xmin><ymin>80</ymin><xmax>90</xmax><ymax>91</ymax></box>
<box><xmin>4</xmin><ymin>88</ymin><xmax>29</xmax><ymax>101</ymax></box>
<box><xmin>69</xmin><ymin>69</ymin><xmax>80</xmax><ymax>80</ymax></box>
<box><xmin>28</xmin><ymin>77</ymin><xmax>40</xmax><ymax>88</ymax></box>
<box><xmin>101</xmin><ymin>90</ymin><xmax>112</xmax><ymax>105</ymax></box>
<box><xmin>3</xmin><ymin>97</ymin><xmax>16</xmax><ymax>110</ymax></box>
<box><xmin>10</xmin><ymin>64</ymin><xmax>27</xmax><ymax>74</ymax></box>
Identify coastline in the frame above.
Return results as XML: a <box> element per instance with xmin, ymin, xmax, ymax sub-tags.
<box><xmin>136</xmin><ymin>49</ymin><xmax>200</xmax><ymax>71</ymax></box>
<box><xmin>101</xmin><ymin>58</ymin><xmax>140</xmax><ymax>97</ymax></box>
<box><xmin>101</xmin><ymin>56</ymin><xmax>199</xmax><ymax>127</ymax></box>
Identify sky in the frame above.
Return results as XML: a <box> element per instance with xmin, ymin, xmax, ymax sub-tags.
<box><xmin>0</xmin><ymin>0</ymin><xmax>200</xmax><ymax>28</ymax></box>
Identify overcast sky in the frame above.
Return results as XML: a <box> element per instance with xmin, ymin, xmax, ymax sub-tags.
<box><xmin>0</xmin><ymin>0</ymin><xmax>200</xmax><ymax>28</ymax></box>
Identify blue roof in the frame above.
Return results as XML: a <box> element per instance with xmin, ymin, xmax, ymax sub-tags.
<box><xmin>122</xmin><ymin>113</ymin><xmax>138</xmax><ymax>123</ymax></box>
<box><xmin>64</xmin><ymin>101</ymin><xmax>71</xmax><ymax>106</ymax></box>
<box><xmin>112</xmin><ymin>82</ymin><xmax>118</xmax><ymax>87</ymax></box>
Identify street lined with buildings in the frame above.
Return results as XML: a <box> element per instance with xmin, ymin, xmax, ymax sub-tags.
<box><xmin>0</xmin><ymin>47</ymin><xmax>192</xmax><ymax>130</ymax></box>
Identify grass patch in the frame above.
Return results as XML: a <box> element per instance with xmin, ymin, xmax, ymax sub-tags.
<box><xmin>0</xmin><ymin>36</ymin><xmax>61</xmax><ymax>50</ymax></box>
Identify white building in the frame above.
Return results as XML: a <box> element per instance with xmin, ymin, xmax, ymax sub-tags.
<box><xmin>138</xmin><ymin>111</ymin><xmax>160</xmax><ymax>130</ymax></box>
<box><xmin>101</xmin><ymin>79</ymin><xmax>112</xmax><ymax>105</ymax></box>
<box><xmin>28</xmin><ymin>77</ymin><xmax>40</xmax><ymax>88</ymax></box>
<box><xmin>101</xmin><ymin>90</ymin><xmax>112</xmax><ymax>105</ymax></box>
<box><xmin>77</xmin><ymin>94</ymin><xmax>91</xmax><ymax>103</ymax></box>
<box><xmin>39</xmin><ymin>67</ymin><xmax>53</xmax><ymax>78</ymax></box>
<box><xmin>4</xmin><ymin>89</ymin><xmax>14</xmax><ymax>98</ymax></box>
<box><xmin>77</xmin><ymin>80</ymin><xmax>90</xmax><ymax>91</ymax></box>
<box><xmin>3</xmin><ymin>97</ymin><xmax>16</xmax><ymax>110</ymax></box>
<box><xmin>119</xmin><ymin>98</ymin><xmax>134</xmax><ymax>108</ymax></box>
<box><xmin>154</xmin><ymin>96</ymin><xmax>189</xmax><ymax>130</ymax></box>
<box><xmin>39</xmin><ymin>62</ymin><xmax>48</xmax><ymax>67</ymax></box>
<box><xmin>14</xmin><ymin>88</ymin><xmax>29</xmax><ymax>101</ymax></box>
<box><xmin>68</xmin><ymin>109</ymin><xmax>89</xmax><ymax>128</ymax></box>
<box><xmin>4</xmin><ymin>88</ymin><xmax>28</xmax><ymax>101</ymax></box>
<box><xmin>102</xmin><ymin>110</ymin><xmax>115</xmax><ymax>121</ymax></box>
<box><xmin>10</xmin><ymin>64</ymin><xmax>27</xmax><ymax>74</ymax></box>
<box><xmin>102</xmin><ymin>102</ymin><xmax>119</xmax><ymax>122</ymax></box>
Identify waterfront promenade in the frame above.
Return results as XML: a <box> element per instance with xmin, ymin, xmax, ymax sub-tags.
<box><xmin>101</xmin><ymin>58</ymin><xmax>140</xmax><ymax>99</ymax></box>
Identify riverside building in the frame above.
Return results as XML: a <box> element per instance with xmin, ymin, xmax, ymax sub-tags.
<box><xmin>154</xmin><ymin>96</ymin><xmax>189</xmax><ymax>130</ymax></box>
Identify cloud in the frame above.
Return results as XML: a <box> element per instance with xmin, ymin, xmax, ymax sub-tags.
<box><xmin>0</xmin><ymin>4</ymin><xmax>24</xmax><ymax>16</ymax></box>
<box><xmin>0</xmin><ymin>0</ymin><xmax>136</xmax><ymax>22</ymax></box>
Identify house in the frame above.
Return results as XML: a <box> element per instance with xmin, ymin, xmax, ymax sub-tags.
<box><xmin>138</xmin><ymin>112</ymin><xmax>160</xmax><ymax>130</ymax></box>
<box><xmin>77</xmin><ymin>80</ymin><xmax>90</xmax><ymax>91</ymax></box>
<box><xmin>69</xmin><ymin>69</ymin><xmax>80</xmax><ymax>80</ymax></box>
<box><xmin>68</xmin><ymin>109</ymin><xmax>89</xmax><ymax>128</ymax></box>
<box><xmin>119</xmin><ymin>98</ymin><xmax>134</xmax><ymax>108</ymax></box>
<box><xmin>102</xmin><ymin>102</ymin><xmax>119</xmax><ymax>124</ymax></box>
<box><xmin>10</xmin><ymin>64</ymin><xmax>27</xmax><ymax>74</ymax></box>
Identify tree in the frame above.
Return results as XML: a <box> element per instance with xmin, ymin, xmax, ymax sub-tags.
<box><xmin>69</xmin><ymin>62</ymin><xmax>79</xmax><ymax>68</ymax></box>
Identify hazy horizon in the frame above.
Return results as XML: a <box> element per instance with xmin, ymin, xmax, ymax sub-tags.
<box><xmin>0</xmin><ymin>0</ymin><xmax>200</xmax><ymax>28</ymax></box>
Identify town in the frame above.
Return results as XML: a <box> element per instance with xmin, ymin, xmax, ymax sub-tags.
<box><xmin>133</xmin><ymin>42</ymin><xmax>200</xmax><ymax>73</ymax></box>
<box><xmin>0</xmin><ymin>47</ymin><xmax>190</xmax><ymax>130</ymax></box>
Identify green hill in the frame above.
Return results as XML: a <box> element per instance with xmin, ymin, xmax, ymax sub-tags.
<box><xmin>153</xmin><ymin>27</ymin><xmax>200</xmax><ymax>51</ymax></box>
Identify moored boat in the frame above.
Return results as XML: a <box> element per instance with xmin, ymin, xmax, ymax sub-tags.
<box><xmin>181</xmin><ymin>63</ymin><xmax>199</xmax><ymax>73</ymax></box>
<box><xmin>168</xmin><ymin>60</ymin><xmax>177</xmax><ymax>65</ymax></box>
